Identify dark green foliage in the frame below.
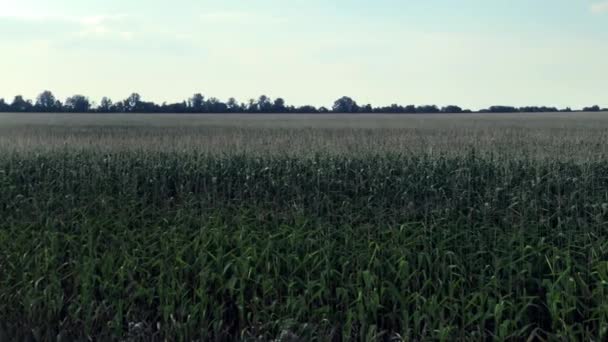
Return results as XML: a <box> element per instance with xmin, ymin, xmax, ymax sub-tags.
<box><xmin>1</xmin><ymin>152</ymin><xmax>608</xmax><ymax>340</ymax></box>
<box><xmin>7</xmin><ymin>90</ymin><xmax>601</xmax><ymax>113</ymax></box>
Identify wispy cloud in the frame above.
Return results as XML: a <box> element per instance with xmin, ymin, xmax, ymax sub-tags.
<box><xmin>591</xmin><ymin>1</ymin><xmax>608</xmax><ymax>14</ymax></box>
<box><xmin>76</xmin><ymin>14</ymin><xmax>127</xmax><ymax>27</ymax></box>
<box><xmin>199</xmin><ymin>11</ymin><xmax>287</xmax><ymax>25</ymax></box>
<box><xmin>74</xmin><ymin>15</ymin><xmax>133</xmax><ymax>41</ymax></box>
<box><xmin>0</xmin><ymin>10</ymin><xmax>132</xmax><ymax>41</ymax></box>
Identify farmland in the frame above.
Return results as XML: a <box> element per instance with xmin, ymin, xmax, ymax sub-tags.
<box><xmin>2</xmin><ymin>113</ymin><xmax>608</xmax><ymax>159</ymax></box>
<box><xmin>2</xmin><ymin>113</ymin><xmax>608</xmax><ymax>340</ymax></box>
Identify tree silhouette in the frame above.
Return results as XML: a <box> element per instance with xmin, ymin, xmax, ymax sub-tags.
<box><xmin>272</xmin><ymin>98</ymin><xmax>286</xmax><ymax>113</ymax></box>
<box><xmin>519</xmin><ymin>106</ymin><xmax>558</xmax><ymax>113</ymax></box>
<box><xmin>126</xmin><ymin>93</ymin><xmax>142</xmax><ymax>112</ymax></box>
<box><xmin>257</xmin><ymin>95</ymin><xmax>272</xmax><ymax>112</ymax></box>
<box><xmin>481</xmin><ymin>106</ymin><xmax>518</xmax><ymax>113</ymax></box>
<box><xmin>333</xmin><ymin>96</ymin><xmax>359</xmax><ymax>113</ymax></box>
<box><xmin>65</xmin><ymin>95</ymin><xmax>91</xmax><ymax>113</ymax></box>
<box><xmin>246</xmin><ymin>99</ymin><xmax>257</xmax><ymax>113</ymax></box>
<box><xmin>207</xmin><ymin>97</ymin><xmax>228</xmax><ymax>113</ymax></box>
<box><xmin>441</xmin><ymin>105</ymin><xmax>463</xmax><ymax>113</ymax></box>
<box><xmin>583</xmin><ymin>105</ymin><xmax>600</xmax><ymax>112</ymax></box>
<box><xmin>35</xmin><ymin>91</ymin><xmax>59</xmax><ymax>112</ymax></box>
<box><xmin>293</xmin><ymin>105</ymin><xmax>318</xmax><ymax>113</ymax></box>
<box><xmin>0</xmin><ymin>91</ymin><xmax>598</xmax><ymax>114</ymax></box>
<box><xmin>11</xmin><ymin>96</ymin><xmax>33</xmax><ymax>112</ymax></box>
<box><xmin>98</xmin><ymin>97</ymin><xmax>114</xmax><ymax>113</ymax></box>
<box><xmin>0</xmin><ymin>99</ymin><xmax>9</xmax><ymax>112</ymax></box>
<box><xmin>226</xmin><ymin>98</ymin><xmax>240</xmax><ymax>112</ymax></box>
<box><xmin>360</xmin><ymin>104</ymin><xmax>372</xmax><ymax>113</ymax></box>
<box><xmin>416</xmin><ymin>105</ymin><xmax>440</xmax><ymax>113</ymax></box>
<box><xmin>189</xmin><ymin>93</ymin><xmax>205</xmax><ymax>112</ymax></box>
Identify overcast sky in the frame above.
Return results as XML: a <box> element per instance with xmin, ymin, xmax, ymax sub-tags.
<box><xmin>0</xmin><ymin>0</ymin><xmax>607</xmax><ymax>109</ymax></box>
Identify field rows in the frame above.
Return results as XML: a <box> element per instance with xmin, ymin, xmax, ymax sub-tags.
<box><xmin>2</xmin><ymin>151</ymin><xmax>608</xmax><ymax>340</ymax></box>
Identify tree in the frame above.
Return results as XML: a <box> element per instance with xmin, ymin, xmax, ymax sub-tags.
<box><xmin>65</xmin><ymin>95</ymin><xmax>91</xmax><ymax>113</ymax></box>
<box><xmin>583</xmin><ymin>105</ymin><xmax>600</xmax><ymax>112</ymax></box>
<box><xmin>294</xmin><ymin>105</ymin><xmax>318</xmax><ymax>113</ymax></box>
<box><xmin>206</xmin><ymin>97</ymin><xmax>228</xmax><ymax>113</ymax></box>
<box><xmin>137</xmin><ymin>101</ymin><xmax>160</xmax><ymax>113</ymax></box>
<box><xmin>360</xmin><ymin>104</ymin><xmax>372</xmax><ymax>113</ymax></box>
<box><xmin>189</xmin><ymin>93</ymin><xmax>205</xmax><ymax>112</ymax></box>
<box><xmin>481</xmin><ymin>106</ymin><xmax>518</xmax><ymax>113</ymax></box>
<box><xmin>125</xmin><ymin>93</ymin><xmax>142</xmax><ymax>112</ymax></box>
<box><xmin>161</xmin><ymin>101</ymin><xmax>187</xmax><ymax>113</ymax></box>
<box><xmin>257</xmin><ymin>95</ymin><xmax>272</xmax><ymax>112</ymax></box>
<box><xmin>246</xmin><ymin>99</ymin><xmax>257</xmax><ymax>113</ymax></box>
<box><xmin>54</xmin><ymin>100</ymin><xmax>64</xmax><ymax>112</ymax></box>
<box><xmin>0</xmin><ymin>99</ymin><xmax>9</xmax><ymax>112</ymax></box>
<box><xmin>11</xmin><ymin>96</ymin><xmax>33</xmax><ymax>112</ymax></box>
<box><xmin>519</xmin><ymin>106</ymin><xmax>558</xmax><ymax>113</ymax></box>
<box><xmin>226</xmin><ymin>98</ymin><xmax>240</xmax><ymax>112</ymax></box>
<box><xmin>374</xmin><ymin>104</ymin><xmax>405</xmax><ymax>113</ymax></box>
<box><xmin>272</xmin><ymin>98</ymin><xmax>286</xmax><ymax>112</ymax></box>
<box><xmin>332</xmin><ymin>96</ymin><xmax>359</xmax><ymax>113</ymax></box>
<box><xmin>112</xmin><ymin>101</ymin><xmax>125</xmax><ymax>113</ymax></box>
<box><xmin>403</xmin><ymin>105</ymin><xmax>416</xmax><ymax>113</ymax></box>
<box><xmin>441</xmin><ymin>105</ymin><xmax>463</xmax><ymax>113</ymax></box>
<box><xmin>0</xmin><ymin>90</ymin><xmax>590</xmax><ymax>114</ymax></box>
<box><xmin>35</xmin><ymin>90</ymin><xmax>59</xmax><ymax>112</ymax></box>
<box><xmin>416</xmin><ymin>105</ymin><xmax>440</xmax><ymax>113</ymax></box>
<box><xmin>99</xmin><ymin>97</ymin><xmax>113</xmax><ymax>113</ymax></box>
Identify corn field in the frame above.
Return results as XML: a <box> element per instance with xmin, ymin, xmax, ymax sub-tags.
<box><xmin>2</xmin><ymin>114</ymin><xmax>608</xmax><ymax>340</ymax></box>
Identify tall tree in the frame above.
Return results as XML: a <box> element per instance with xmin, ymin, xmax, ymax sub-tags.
<box><xmin>125</xmin><ymin>93</ymin><xmax>142</xmax><ymax>112</ymax></box>
<box><xmin>206</xmin><ymin>97</ymin><xmax>227</xmax><ymax>113</ymax></box>
<box><xmin>189</xmin><ymin>93</ymin><xmax>205</xmax><ymax>112</ymax></box>
<box><xmin>272</xmin><ymin>98</ymin><xmax>286</xmax><ymax>113</ymax></box>
<box><xmin>65</xmin><ymin>95</ymin><xmax>91</xmax><ymax>113</ymax></box>
<box><xmin>226</xmin><ymin>97</ymin><xmax>240</xmax><ymax>112</ymax></box>
<box><xmin>247</xmin><ymin>99</ymin><xmax>257</xmax><ymax>113</ymax></box>
<box><xmin>35</xmin><ymin>90</ymin><xmax>59</xmax><ymax>112</ymax></box>
<box><xmin>257</xmin><ymin>95</ymin><xmax>272</xmax><ymax>112</ymax></box>
<box><xmin>332</xmin><ymin>96</ymin><xmax>359</xmax><ymax>113</ymax></box>
<box><xmin>360</xmin><ymin>104</ymin><xmax>372</xmax><ymax>113</ymax></box>
<box><xmin>11</xmin><ymin>96</ymin><xmax>33</xmax><ymax>112</ymax></box>
<box><xmin>98</xmin><ymin>97</ymin><xmax>113</xmax><ymax>113</ymax></box>
<box><xmin>0</xmin><ymin>99</ymin><xmax>9</xmax><ymax>112</ymax></box>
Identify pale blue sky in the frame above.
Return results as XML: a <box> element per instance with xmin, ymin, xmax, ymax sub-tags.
<box><xmin>1</xmin><ymin>0</ymin><xmax>607</xmax><ymax>109</ymax></box>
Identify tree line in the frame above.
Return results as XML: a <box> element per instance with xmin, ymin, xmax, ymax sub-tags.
<box><xmin>0</xmin><ymin>91</ymin><xmax>605</xmax><ymax>114</ymax></box>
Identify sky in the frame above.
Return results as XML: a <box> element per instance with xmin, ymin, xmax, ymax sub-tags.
<box><xmin>0</xmin><ymin>0</ymin><xmax>607</xmax><ymax>110</ymax></box>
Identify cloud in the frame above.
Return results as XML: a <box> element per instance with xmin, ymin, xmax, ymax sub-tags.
<box><xmin>76</xmin><ymin>14</ymin><xmax>126</xmax><ymax>26</ymax></box>
<box><xmin>75</xmin><ymin>15</ymin><xmax>133</xmax><ymax>41</ymax></box>
<box><xmin>0</xmin><ymin>10</ymin><xmax>132</xmax><ymax>41</ymax></box>
<box><xmin>199</xmin><ymin>11</ymin><xmax>287</xmax><ymax>25</ymax></box>
<box><xmin>591</xmin><ymin>1</ymin><xmax>608</xmax><ymax>13</ymax></box>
